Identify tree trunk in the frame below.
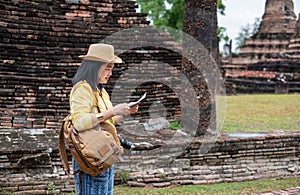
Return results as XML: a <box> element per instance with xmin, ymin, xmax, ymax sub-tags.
<box><xmin>182</xmin><ymin>0</ymin><xmax>219</xmax><ymax>136</ymax></box>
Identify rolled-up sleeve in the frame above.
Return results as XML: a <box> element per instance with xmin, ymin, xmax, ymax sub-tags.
<box><xmin>70</xmin><ymin>83</ymin><xmax>94</xmax><ymax>131</ymax></box>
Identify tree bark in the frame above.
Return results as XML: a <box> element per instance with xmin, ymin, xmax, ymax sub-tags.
<box><xmin>182</xmin><ymin>0</ymin><xmax>219</xmax><ymax>136</ymax></box>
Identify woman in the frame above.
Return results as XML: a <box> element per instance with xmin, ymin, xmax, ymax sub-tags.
<box><xmin>70</xmin><ymin>43</ymin><xmax>138</xmax><ymax>194</ymax></box>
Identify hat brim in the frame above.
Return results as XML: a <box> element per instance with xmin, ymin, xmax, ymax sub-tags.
<box><xmin>78</xmin><ymin>55</ymin><xmax>123</xmax><ymax>63</ymax></box>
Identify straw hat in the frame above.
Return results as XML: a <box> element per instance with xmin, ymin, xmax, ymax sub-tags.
<box><xmin>79</xmin><ymin>43</ymin><xmax>122</xmax><ymax>63</ymax></box>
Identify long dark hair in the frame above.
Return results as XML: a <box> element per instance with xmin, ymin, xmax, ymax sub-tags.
<box><xmin>72</xmin><ymin>60</ymin><xmax>106</xmax><ymax>90</ymax></box>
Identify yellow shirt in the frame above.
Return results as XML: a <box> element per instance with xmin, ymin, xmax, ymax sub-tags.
<box><xmin>69</xmin><ymin>80</ymin><xmax>116</xmax><ymax>131</ymax></box>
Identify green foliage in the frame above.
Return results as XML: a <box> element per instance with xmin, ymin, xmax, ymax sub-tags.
<box><xmin>136</xmin><ymin>0</ymin><xmax>183</xmax><ymax>29</ymax></box>
<box><xmin>235</xmin><ymin>17</ymin><xmax>260</xmax><ymax>52</ymax></box>
<box><xmin>217</xmin><ymin>0</ymin><xmax>226</xmax><ymax>15</ymax></box>
<box><xmin>159</xmin><ymin>173</ymin><xmax>168</xmax><ymax>179</ymax></box>
<box><xmin>168</xmin><ymin>120</ymin><xmax>180</xmax><ymax>130</ymax></box>
<box><xmin>222</xmin><ymin>94</ymin><xmax>300</xmax><ymax>133</ymax></box>
<box><xmin>136</xmin><ymin>0</ymin><xmax>183</xmax><ymax>41</ymax></box>
<box><xmin>47</xmin><ymin>182</ymin><xmax>55</xmax><ymax>192</ymax></box>
<box><xmin>216</xmin><ymin>0</ymin><xmax>229</xmax><ymax>48</ymax></box>
<box><xmin>115</xmin><ymin>171</ymin><xmax>131</xmax><ymax>184</ymax></box>
<box><xmin>0</xmin><ymin>190</ymin><xmax>11</xmax><ymax>194</ymax></box>
<box><xmin>136</xmin><ymin>0</ymin><xmax>226</xmax><ymax>42</ymax></box>
<box><xmin>218</xmin><ymin>26</ymin><xmax>229</xmax><ymax>42</ymax></box>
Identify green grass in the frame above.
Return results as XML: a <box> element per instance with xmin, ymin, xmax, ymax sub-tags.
<box><xmin>114</xmin><ymin>177</ymin><xmax>300</xmax><ymax>194</ymax></box>
<box><xmin>221</xmin><ymin>94</ymin><xmax>300</xmax><ymax>133</ymax></box>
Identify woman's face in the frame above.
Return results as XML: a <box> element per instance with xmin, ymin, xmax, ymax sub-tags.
<box><xmin>98</xmin><ymin>63</ymin><xmax>114</xmax><ymax>84</ymax></box>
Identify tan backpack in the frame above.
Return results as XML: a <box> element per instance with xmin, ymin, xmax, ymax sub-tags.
<box><xmin>58</xmin><ymin>106</ymin><xmax>123</xmax><ymax>176</ymax></box>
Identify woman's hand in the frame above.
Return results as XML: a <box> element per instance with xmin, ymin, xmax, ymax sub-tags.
<box><xmin>111</xmin><ymin>103</ymin><xmax>130</xmax><ymax>116</ymax></box>
<box><xmin>110</xmin><ymin>104</ymin><xmax>138</xmax><ymax>119</ymax></box>
<box><xmin>129</xmin><ymin>105</ymin><xmax>139</xmax><ymax>114</ymax></box>
<box><xmin>114</xmin><ymin>105</ymin><xmax>138</xmax><ymax>124</ymax></box>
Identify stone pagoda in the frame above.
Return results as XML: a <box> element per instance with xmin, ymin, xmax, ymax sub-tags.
<box><xmin>286</xmin><ymin>13</ymin><xmax>300</xmax><ymax>58</ymax></box>
<box><xmin>232</xmin><ymin>0</ymin><xmax>297</xmax><ymax>65</ymax></box>
<box><xmin>222</xmin><ymin>0</ymin><xmax>300</xmax><ymax>94</ymax></box>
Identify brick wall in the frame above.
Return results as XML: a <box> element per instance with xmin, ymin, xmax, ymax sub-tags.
<box><xmin>223</xmin><ymin>59</ymin><xmax>300</xmax><ymax>94</ymax></box>
<box><xmin>0</xmin><ymin>0</ymin><xmax>183</xmax><ymax>129</ymax></box>
<box><xmin>0</xmin><ymin>129</ymin><xmax>299</xmax><ymax>193</ymax></box>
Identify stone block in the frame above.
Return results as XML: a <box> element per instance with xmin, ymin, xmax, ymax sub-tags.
<box><xmin>127</xmin><ymin>181</ymin><xmax>146</xmax><ymax>187</ymax></box>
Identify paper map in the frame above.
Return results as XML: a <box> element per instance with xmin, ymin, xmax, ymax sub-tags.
<box><xmin>128</xmin><ymin>93</ymin><xmax>147</xmax><ymax>107</ymax></box>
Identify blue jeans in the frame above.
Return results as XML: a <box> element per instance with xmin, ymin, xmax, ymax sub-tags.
<box><xmin>72</xmin><ymin>159</ymin><xmax>114</xmax><ymax>195</ymax></box>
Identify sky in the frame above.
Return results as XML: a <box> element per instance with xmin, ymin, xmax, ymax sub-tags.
<box><xmin>218</xmin><ymin>0</ymin><xmax>300</xmax><ymax>51</ymax></box>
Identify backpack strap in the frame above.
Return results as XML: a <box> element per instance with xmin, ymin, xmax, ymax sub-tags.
<box><xmin>58</xmin><ymin>116</ymin><xmax>71</xmax><ymax>174</ymax></box>
<box><xmin>95</xmin><ymin>91</ymin><xmax>123</xmax><ymax>161</ymax></box>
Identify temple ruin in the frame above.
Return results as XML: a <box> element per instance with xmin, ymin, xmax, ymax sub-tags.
<box><xmin>0</xmin><ymin>0</ymin><xmax>299</xmax><ymax>193</ymax></box>
<box><xmin>222</xmin><ymin>0</ymin><xmax>300</xmax><ymax>94</ymax></box>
